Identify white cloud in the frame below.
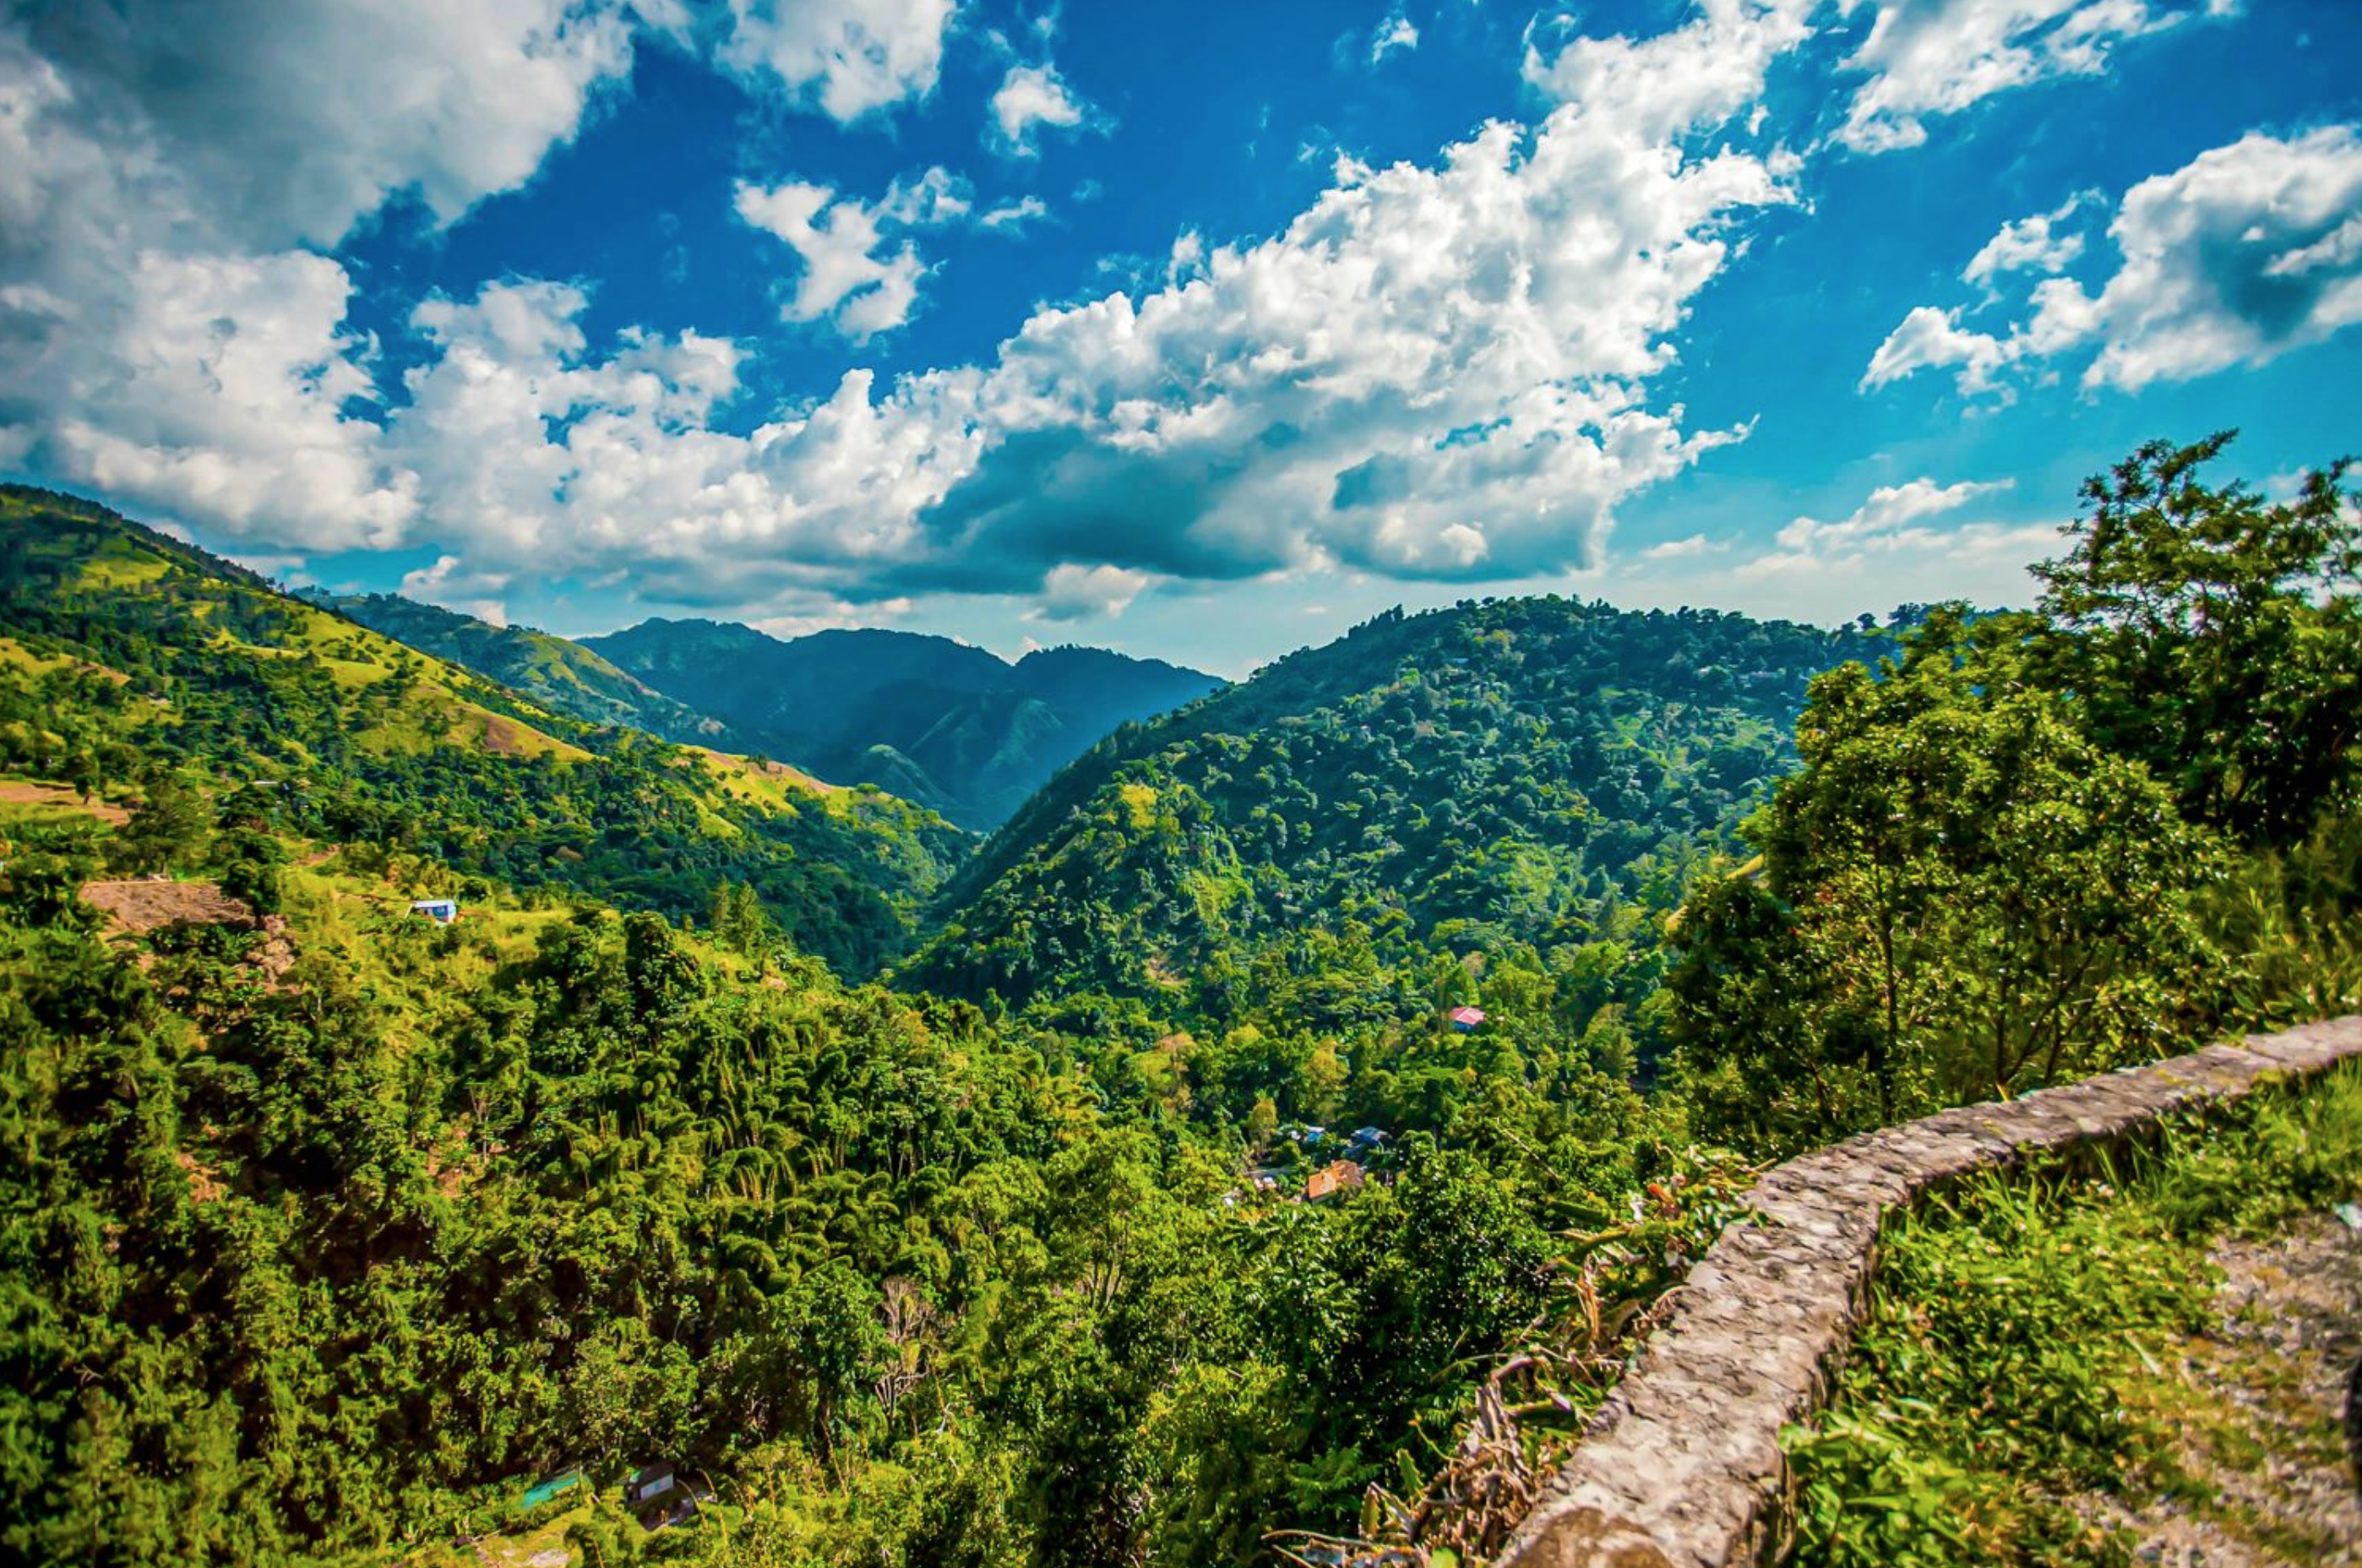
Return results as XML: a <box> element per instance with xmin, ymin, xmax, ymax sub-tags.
<box><xmin>400</xmin><ymin>553</ymin><xmax>513</xmax><ymax>625</ymax></box>
<box><xmin>1835</xmin><ymin>0</ymin><xmax>2190</xmax><ymax>154</ymax></box>
<box><xmin>1370</xmin><ymin>10</ymin><xmax>1421</xmax><ymax>64</ymax></box>
<box><xmin>1864</xmin><ymin>126</ymin><xmax>2362</xmax><ymax>397</ymax></box>
<box><xmin>14</xmin><ymin>0</ymin><xmax>2064</xmax><ymax>632</ymax></box>
<box><xmin>877</xmin><ymin>164</ymin><xmax>972</xmax><ymax>226</ymax></box>
<box><xmin>2074</xmin><ymin>126</ymin><xmax>2362</xmax><ymax>389</ymax></box>
<box><xmin>715</xmin><ymin>0</ymin><xmax>955</xmax><ymax>122</ymax></box>
<box><xmin>257</xmin><ymin>0</ymin><xmax>1809</xmax><ymax>615</ymax></box>
<box><xmin>1962</xmin><ymin>195</ymin><xmax>2087</xmax><ymax>286</ymax></box>
<box><xmin>0</xmin><ymin>2</ymin><xmax>636</xmax><ymax>548</ymax></box>
<box><xmin>1859</xmin><ymin>304</ymin><xmax>2018</xmax><ymax>394</ymax></box>
<box><xmin>1772</xmin><ymin>476</ymin><xmax>2014</xmax><ymax>552</ymax></box>
<box><xmin>979</xmin><ymin>194</ymin><xmax>1051</xmax><ymax>231</ymax></box>
<box><xmin>988</xmin><ymin>63</ymin><xmax>1093</xmax><ymax>156</ymax></box>
<box><xmin>1523</xmin><ymin>0</ymin><xmax>1816</xmax><ymax>145</ymax></box>
<box><xmin>1641</xmin><ymin>532</ymin><xmax>1712</xmax><ymax>559</ymax></box>
<box><xmin>1610</xmin><ymin>474</ymin><xmax>2058</xmax><ymax>620</ymax></box>
<box><xmin>8</xmin><ymin>1</ymin><xmax>636</xmax><ymax>249</ymax></box>
<box><xmin>735</xmin><ymin>179</ymin><xmax>928</xmax><ymax>340</ymax></box>
<box><xmin>1029</xmin><ymin>564</ymin><xmax>1154</xmax><ymax>621</ymax></box>
<box><xmin>39</xmin><ymin>250</ymin><xmax>416</xmax><ymax>551</ymax></box>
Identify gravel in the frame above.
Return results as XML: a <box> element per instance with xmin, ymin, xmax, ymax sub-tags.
<box><xmin>2082</xmin><ymin>1210</ymin><xmax>2362</xmax><ymax>1567</ymax></box>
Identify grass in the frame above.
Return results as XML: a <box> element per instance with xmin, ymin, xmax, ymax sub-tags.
<box><xmin>1783</xmin><ymin>1062</ymin><xmax>2362</xmax><ymax>1568</ymax></box>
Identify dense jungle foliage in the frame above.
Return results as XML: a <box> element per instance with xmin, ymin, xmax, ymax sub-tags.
<box><xmin>1668</xmin><ymin>433</ymin><xmax>2362</xmax><ymax>1157</ymax></box>
<box><xmin>2</xmin><ymin>433</ymin><xmax>2359</xmax><ymax>1568</ymax></box>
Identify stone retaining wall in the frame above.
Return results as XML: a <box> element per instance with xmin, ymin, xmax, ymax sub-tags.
<box><xmin>1497</xmin><ymin>1015</ymin><xmax>2362</xmax><ymax>1568</ymax></box>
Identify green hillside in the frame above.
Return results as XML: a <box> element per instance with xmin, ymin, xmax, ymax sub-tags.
<box><xmin>906</xmin><ymin>596</ymin><xmax>1891</xmax><ymax>1017</ymax></box>
<box><xmin>0</xmin><ymin>487</ymin><xmax>965</xmax><ymax>976</ymax></box>
<box><xmin>324</xmin><ymin>591</ymin><xmax>749</xmax><ymax>753</ymax></box>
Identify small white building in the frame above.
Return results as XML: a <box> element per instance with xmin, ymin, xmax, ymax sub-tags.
<box><xmin>408</xmin><ymin>898</ymin><xmax>460</xmax><ymax>923</ymax></box>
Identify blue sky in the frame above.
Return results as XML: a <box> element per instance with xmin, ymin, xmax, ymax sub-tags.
<box><xmin>3</xmin><ymin>1</ymin><xmax>2358</xmax><ymax>676</ymax></box>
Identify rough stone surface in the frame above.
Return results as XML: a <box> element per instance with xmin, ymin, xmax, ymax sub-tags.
<box><xmin>1495</xmin><ymin>1017</ymin><xmax>2362</xmax><ymax>1568</ymax></box>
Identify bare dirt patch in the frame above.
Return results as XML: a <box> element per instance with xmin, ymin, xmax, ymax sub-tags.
<box><xmin>175</xmin><ymin>1150</ymin><xmax>227</xmax><ymax>1203</ymax></box>
<box><xmin>0</xmin><ymin>779</ymin><xmax>130</xmax><ymax>824</ymax></box>
<box><xmin>80</xmin><ymin>878</ymin><xmax>253</xmax><ymax>932</ymax></box>
<box><xmin>2082</xmin><ymin>1211</ymin><xmax>2362</xmax><ymax>1565</ymax></box>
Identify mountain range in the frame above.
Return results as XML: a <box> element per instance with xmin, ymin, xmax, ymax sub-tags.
<box><xmin>321</xmin><ymin>598</ymin><xmax>1223</xmax><ymax>831</ymax></box>
<box><xmin>580</xmin><ymin>618</ymin><xmax>1222</xmax><ymax>830</ymax></box>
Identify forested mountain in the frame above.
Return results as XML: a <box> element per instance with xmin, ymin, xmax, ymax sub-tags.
<box><xmin>906</xmin><ymin>596</ymin><xmax>1891</xmax><ymax>1018</ymax></box>
<box><xmin>585</xmin><ymin>618</ymin><xmax>1223</xmax><ymax>829</ymax></box>
<box><xmin>0</xmin><ymin>484</ymin><xmax>1708</xmax><ymax>1568</ymax></box>
<box><xmin>0</xmin><ymin>487</ymin><xmax>963</xmax><ymax>976</ymax></box>
<box><xmin>321</xmin><ymin>591</ymin><xmax>750</xmax><ymax>752</ymax></box>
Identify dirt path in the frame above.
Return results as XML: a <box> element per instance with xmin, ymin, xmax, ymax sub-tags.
<box><xmin>2087</xmin><ymin>1211</ymin><xmax>2362</xmax><ymax>1565</ymax></box>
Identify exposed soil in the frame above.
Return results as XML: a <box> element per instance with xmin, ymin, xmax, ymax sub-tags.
<box><xmin>2083</xmin><ymin>1211</ymin><xmax>2362</xmax><ymax>1565</ymax></box>
<box><xmin>80</xmin><ymin>878</ymin><xmax>254</xmax><ymax>932</ymax></box>
<box><xmin>0</xmin><ymin>779</ymin><xmax>131</xmax><ymax>824</ymax></box>
<box><xmin>175</xmin><ymin>1150</ymin><xmax>227</xmax><ymax>1203</ymax></box>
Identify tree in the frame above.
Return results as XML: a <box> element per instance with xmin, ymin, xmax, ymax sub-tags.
<box><xmin>117</xmin><ymin>775</ymin><xmax>206</xmax><ymax>875</ymax></box>
<box><xmin>1671</xmin><ymin>631</ymin><xmax>2220</xmax><ymax>1155</ymax></box>
<box><xmin>2033</xmin><ymin>431</ymin><xmax>2362</xmax><ymax>847</ymax></box>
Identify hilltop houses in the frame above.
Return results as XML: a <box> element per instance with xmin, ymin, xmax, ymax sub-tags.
<box><xmin>1448</xmin><ymin>1004</ymin><xmax>1486</xmax><ymax>1032</ymax></box>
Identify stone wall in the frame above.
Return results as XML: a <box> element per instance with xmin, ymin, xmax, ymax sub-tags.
<box><xmin>1497</xmin><ymin>1015</ymin><xmax>2362</xmax><ymax>1568</ymax></box>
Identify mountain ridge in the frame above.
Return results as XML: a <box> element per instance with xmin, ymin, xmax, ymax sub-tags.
<box><xmin>585</xmin><ymin>616</ymin><xmax>1224</xmax><ymax>829</ymax></box>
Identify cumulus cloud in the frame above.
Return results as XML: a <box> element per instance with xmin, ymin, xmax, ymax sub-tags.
<box><xmin>736</xmin><ymin>179</ymin><xmax>928</xmax><ymax>340</ymax></box>
<box><xmin>400</xmin><ymin>553</ymin><xmax>514</xmax><ymax>626</ymax></box>
<box><xmin>253</xmin><ymin>0</ymin><xmax>1805</xmax><ymax>623</ymax></box>
<box><xmin>988</xmin><ymin>63</ymin><xmax>1094</xmax><ymax>156</ymax></box>
<box><xmin>2</xmin><ymin>0</ymin><xmax>1826</xmax><ymax>626</ymax></box>
<box><xmin>1369</xmin><ymin>10</ymin><xmax>1420</xmax><ymax>64</ymax></box>
<box><xmin>1524</xmin><ymin>0</ymin><xmax>1816</xmax><ymax>144</ymax></box>
<box><xmin>735</xmin><ymin>164</ymin><xmax>990</xmax><ymax>339</ymax></box>
<box><xmin>0</xmin><ymin>2</ymin><xmax>641</xmax><ymax>547</ymax></box>
<box><xmin>14</xmin><ymin>0</ymin><xmax>2057</xmax><ymax>631</ymax></box>
<box><xmin>38</xmin><ymin>250</ymin><xmax>416</xmax><ymax>550</ymax></box>
<box><xmin>1772</xmin><ymin>476</ymin><xmax>2015</xmax><ymax>553</ymax></box>
<box><xmin>1864</xmin><ymin>126</ymin><xmax>2362</xmax><ymax>397</ymax></box>
<box><xmin>7</xmin><ymin>0</ymin><xmax>635</xmax><ymax>249</ymax></box>
<box><xmin>715</xmin><ymin>0</ymin><xmax>955</xmax><ymax>122</ymax></box>
<box><xmin>1029</xmin><ymin>564</ymin><xmax>1155</xmax><ymax>622</ymax></box>
<box><xmin>1962</xmin><ymin>195</ymin><xmax>2088</xmax><ymax>286</ymax></box>
<box><xmin>1835</xmin><ymin>0</ymin><xmax>2191</xmax><ymax>153</ymax></box>
<box><xmin>1622</xmin><ymin>473</ymin><xmax>2061</xmax><ymax>619</ymax></box>
<box><xmin>1860</xmin><ymin>304</ymin><xmax>2019</xmax><ymax>394</ymax></box>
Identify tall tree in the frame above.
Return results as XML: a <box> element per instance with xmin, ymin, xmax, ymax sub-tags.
<box><xmin>2032</xmin><ymin>431</ymin><xmax>2362</xmax><ymax>847</ymax></box>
